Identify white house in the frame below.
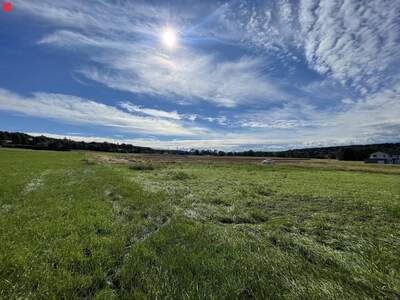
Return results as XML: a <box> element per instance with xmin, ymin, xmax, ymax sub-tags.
<box><xmin>366</xmin><ymin>151</ymin><xmax>400</xmax><ymax>164</ymax></box>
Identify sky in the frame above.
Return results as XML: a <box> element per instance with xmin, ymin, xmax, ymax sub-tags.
<box><xmin>0</xmin><ymin>0</ymin><xmax>399</xmax><ymax>151</ymax></box>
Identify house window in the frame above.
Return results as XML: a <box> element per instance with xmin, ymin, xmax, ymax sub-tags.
<box><xmin>372</xmin><ymin>155</ymin><xmax>376</xmax><ymax>157</ymax></box>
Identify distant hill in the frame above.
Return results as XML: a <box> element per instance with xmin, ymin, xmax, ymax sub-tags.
<box><xmin>242</xmin><ymin>144</ymin><xmax>400</xmax><ymax>161</ymax></box>
<box><xmin>0</xmin><ymin>131</ymin><xmax>168</xmax><ymax>154</ymax></box>
<box><xmin>1</xmin><ymin>131</ymin><xmax>399</xmax><ymax>160</ymax></box>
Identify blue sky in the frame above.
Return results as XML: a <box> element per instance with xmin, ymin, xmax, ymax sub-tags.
<box><xmin>0</xmin><ymin>0</ymin><xmax>399</xmax><ymax>150</ymax></box>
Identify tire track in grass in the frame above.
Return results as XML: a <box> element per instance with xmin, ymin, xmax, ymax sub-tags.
<box><xmin>101</xmin><ymin>174</ymin><xmax>171</xmax><ymax>296</ymax></box>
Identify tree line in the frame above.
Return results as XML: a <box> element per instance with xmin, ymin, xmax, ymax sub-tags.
<box><xmin>0</xmin><ymin>131</ymin><xmax>161</xmax><ymax>154</ymax></box>
<box><xmin>1</xmin><ymin>131</ymin><xmax>399</xmax><ymax>160</ymax></box>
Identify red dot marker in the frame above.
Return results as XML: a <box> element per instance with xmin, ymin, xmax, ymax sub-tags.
<box><xmin>2</xmin><ymin>2</ymin><xmax>12</xmax><ymax>12</ymax></box>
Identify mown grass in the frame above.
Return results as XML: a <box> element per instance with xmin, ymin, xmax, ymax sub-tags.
<box><xmin>1</xmin><ymin>148</ymin><xmax>400</xmax><ymax>299</ymax></box>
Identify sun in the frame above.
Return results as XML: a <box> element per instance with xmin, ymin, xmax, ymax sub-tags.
<box><xmin>161</xmin><ymin>27</ymin><xmax>178</xmax><ymax>49</ymax></box>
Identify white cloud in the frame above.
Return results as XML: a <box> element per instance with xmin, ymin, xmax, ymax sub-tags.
<box><xmin>0</xmin><ymin>89</ymin><xmax>207</xmax><ymax>136</ymax></box>
<box><xmin>13</xmin><ymin>0</ymin><xmax>172</xmax><ymax>38</ymax></box>
<box><xmin>25</xmin><ymin>78</ymin><xmax>400</xmax><ymax>150</ymax></box>
<box><xmin>221</xmin><ymin>0</ymin><xmax>400</xmax><ymax>95</ymax></box>
<box><xmin>15</xmin><ymin>0</ymin><xmax>400</xmax><ymax>101</ymax></box>
<box><xmin>74</xmin><ymin>41</ymin><xmax>287</xmax><ymax>107</ymax></box>
<box><xmin>22</xmin><ymin>0</ymin><xmax>289</xmax><ymax>107</ymax></box>
<box><xmin>118</xmin><ymin>102</ymin><xmax>182</xmax><ymax>120</ymax></box>
<box><xmin>234</xmin><ymin>101</ymin><xmax>333</xmax><ymax>129</ymax></box>
<box><xmin>328</xmin><ymin>80</ymin><xmax>400</xmax><ymax>141</ymax></box>
<box><xmin>202</xmin><ymin>116</ymin><xmax>228</xmax><ymax>126</ymax></box>
<box><xmin>7</xmin><ymin>0</ymin><xmax>400</xmax><ymax>150</ymax></box>
<box><xmin>38</xmin><ymin>30</ymin><xmax>128</xmax><ymax>51</ymax></box>
<box><xmin>23</xmin><ymin>79</ymin><xmax>400</xmax><ymax>151</ymax></box>
<box><xmin>299</xmin><ymin>0</ymin><xmax>400</xmax><ymax>94</ymax></box>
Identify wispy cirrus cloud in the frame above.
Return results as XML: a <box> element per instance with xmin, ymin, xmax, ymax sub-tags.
<box><xmin>23</xmin><ymin>79</ymin><xmax>400</xmax><ymax>151</ymax></box>
<box><xmin>21</xmin><ymin>0</ymin><xmax>290</xmax><ymax>107</ymax></box>
<box><xmin>28</xmin><ymin>0</ymin><xmax>400</xmax><ymax>105</ymax></box>
<box><xmin>329</xmin><ymin>79</ymin><xmax>400</xmax><ymax>141</ymax></box>
<box><xmin>119</xmin><ymin>102</ymin><xmax>183</xmax><ymax>120</ymax></box>
<box><xmin>5</xmin><ymin>0</ymin><xmax>400</xmax><ymax>150</ymax></box>
<box><xmin>221</xmin><ymin>0</ymin><xmax>400</xmax><ymax>95</ymax></box>
<box><xmin>38</xmin><ymin>30</ymin><xmax>289</xmax><ymax>107</ymax></box>
<box><xmin>299</xmin><ymin>0</ymin><xmax>400</xmax><ymax>94</ymax></box>
<box><xmin>13</xmin><ymin>0</ymin><xmax>176</xmax><ymax>38</ymax></box>
<box><xmin>0</xmin><ymin>89</ymin><xmax>207</xmax><ymax>136</ymax></box>
<box><xmin>79</xmin><ymin>51</ymin><xmax>287</xmax><ymax>107</ymax></box>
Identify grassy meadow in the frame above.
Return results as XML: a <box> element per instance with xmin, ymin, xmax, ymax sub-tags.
<box><xmin>1</xmin><ymin>148</ymin><xmax>400</xmax><ymax>299</ymax></box>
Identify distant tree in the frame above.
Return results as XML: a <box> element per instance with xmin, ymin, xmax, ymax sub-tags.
<box><xmin>1</xmin><ymin>131</ymin><xmax>400</xmax><ymax>158</ymax></box>
<box><xmin>337</xmin><ymin>148</ymin><xmax>356</xmax><ymax>161</ymax></box>
<box><xmin>0</xmin><ymin>131</ymin><xmax>7</xmax><ymax>141</ymax></box>
<box><xmin>11</xmin><ymin>133</ymin><xmax>24</xmax><ymax>144</ymax></box>
<box><xmin>327</xmin><ymin>152</ymin><xmax>336</xmax><ymax>159</ymax></box>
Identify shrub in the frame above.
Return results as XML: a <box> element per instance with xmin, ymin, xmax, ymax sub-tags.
<box><xmin>129</xmin><ymin>161</ymin><xmax>155</xmax><ymax>170</ymax></box>
<box><xmin>169</xmin><ymin>170</ymin><xmax>192</xmax><ymax>180</ymax></box>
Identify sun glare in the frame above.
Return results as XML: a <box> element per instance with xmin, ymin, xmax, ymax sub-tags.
<box><xmin>161</xmin><ymin>27</ymin><xmax>178</xmax><ymax>49</ymax></box>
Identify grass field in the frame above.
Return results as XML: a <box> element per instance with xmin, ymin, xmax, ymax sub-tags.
<box><xmin>1</xmin><ymin>148</ymin><xmax>400</xmax><ymax>299</ymax></box>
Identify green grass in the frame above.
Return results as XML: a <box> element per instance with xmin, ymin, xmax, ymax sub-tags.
<box><xmin>128</xmin><ymin>161</ymin><xmax>155</xmax><ymax>171</ymax></box>
<box><xmin>1</xmin><ymin>149</ymin><xmax>400</xmax><ymax>299</ymax></box>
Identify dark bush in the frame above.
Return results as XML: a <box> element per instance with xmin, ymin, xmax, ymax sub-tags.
<box><xmin>129</xmin><ymin>161</ymin><xmax>155</xmax><ymax>170</ymax></box>
<box><xmin>169</xmin><ymin>170</ymin><xmax>192</xmax><ymax>180</ymax></box>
